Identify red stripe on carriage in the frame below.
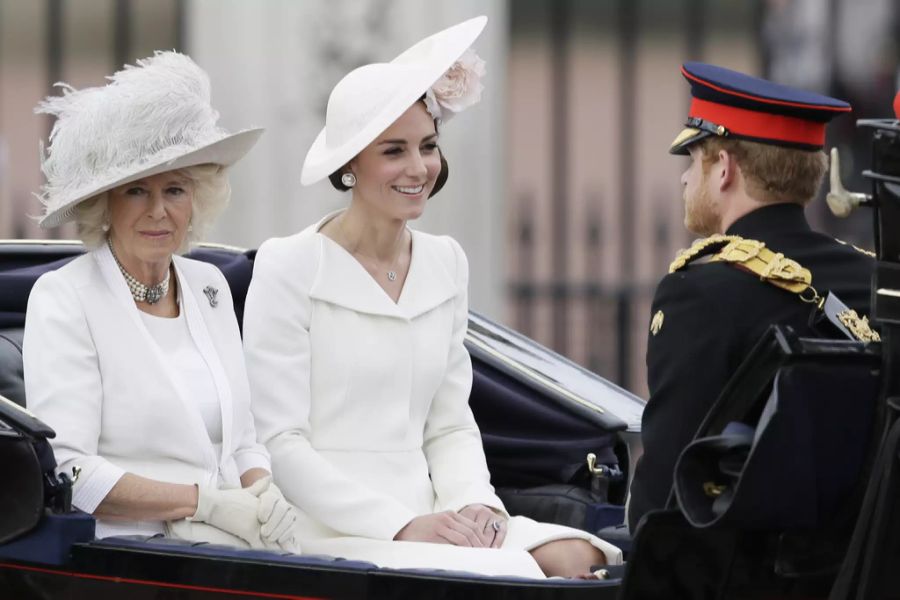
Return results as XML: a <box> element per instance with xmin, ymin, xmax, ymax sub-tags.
<box><xmin>0</xmin><ymin>562</ymin><xmax>325</xmax><ymax>599</ymax></box>
<box><xmin>689</xmin><ymin>98</ymin><xmax>827</xmax><ymax>147</ymax></box>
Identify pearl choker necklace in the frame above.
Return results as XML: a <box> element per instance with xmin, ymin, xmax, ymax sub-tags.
<box><xmin>108</xmin><ymin>239</ymin><xmax>170</xmax><ymax>305</ymax></box>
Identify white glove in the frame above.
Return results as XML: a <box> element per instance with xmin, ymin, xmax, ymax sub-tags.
<box><xmin>166</xmin><ymin>518</ymin><xmax>250</xmax><ymax>548</ymax></box>
<box><xmin>190</xmin><ymin>477</ymin><xmax>268</xmax><ymax>548</ymax></box>
<box><xmin>253</xmin><ymin>476</ymin><xmax>301</xmax><ymax>553</ymax></box>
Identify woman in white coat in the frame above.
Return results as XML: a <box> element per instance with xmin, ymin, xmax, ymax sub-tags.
<box><xmin>24</xmin><ymin>52</ymin><xmax>298</xmax><ymax>550</ymax></box>
<box><xmin>243</xmin><ymin>17</ymin><xmax>622</xmax><ymax>577</ymax></box>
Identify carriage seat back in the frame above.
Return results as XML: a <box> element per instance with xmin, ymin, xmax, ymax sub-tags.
<box><xmin>0</xmin><ymin>329</ymin><xmax>24</xmax><ymax>407</ymax></box>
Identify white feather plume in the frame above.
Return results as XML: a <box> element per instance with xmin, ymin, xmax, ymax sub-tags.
<box><xmin>35</xmin><ymin>51</ymin><xmax>229</xmax><ymax>222</ymax></box>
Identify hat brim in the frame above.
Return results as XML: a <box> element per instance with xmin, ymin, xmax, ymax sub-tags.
<box><xmin>669</xmin><ymin>127</ymin><xmax>711</xmax><ymax>155</ymax></box>
<box><xmin>40</xmin><ymin>127</ymin><xmax>264</xmax><ymax>229</ymax></box>
<box><xmin>300</xmin><ymin>16</ymin><xmax>487</xmax><ymax>186</ymax></box>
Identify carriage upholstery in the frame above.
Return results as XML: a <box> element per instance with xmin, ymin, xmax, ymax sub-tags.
<box><xmin>0</xmin><ymin>329</ymin><xmax>23</xmax><ymax>407</ymax></box>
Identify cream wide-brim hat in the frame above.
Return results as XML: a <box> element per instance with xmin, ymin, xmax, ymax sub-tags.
<box><xmin>39</xmin><ymin>129</ymin><xmax>263</xmax><ymax>229</ymax></box>
<box><xmin>36</xmin><ymin>51</ymin><xmax>263</xmax><ymax>229</ymax></box>
<box><xmin>300</xmin><ymin>16</ymin><xmax>487</xmax><ymax>186</ymax></box>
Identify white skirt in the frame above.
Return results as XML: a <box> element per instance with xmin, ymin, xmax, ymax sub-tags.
<box><xmin>302</xmin><ymin>515</ymin><xmax>623</xmax><ymax>579</ymax></box>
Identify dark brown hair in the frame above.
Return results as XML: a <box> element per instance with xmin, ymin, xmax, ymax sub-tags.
<box><xmin>328</xmin><ymin>98</ymin><xmax>449</xmax><ymax>198</ymax></box>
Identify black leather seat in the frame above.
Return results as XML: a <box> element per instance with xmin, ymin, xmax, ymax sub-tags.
<box><xmin>0</xmin><ymin>246</ymin><xmax>83</xmax><ymax>410</ymax></box>
<box><xmin>0</xmin><ymin>329</ymin><xmax>24</xmax><ymax>407</ymax></box>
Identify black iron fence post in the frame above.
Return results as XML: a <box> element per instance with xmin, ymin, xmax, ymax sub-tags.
<box><xmin>113</xmin><ymin>0</ymin><xmax>131</xmax><ymax>70</ymax></box>
<box><xmin>617</xmin><ymin>0</ymin><xmax>637</xmax><ymax>388</ymax></box>
<box><xmin>45</xmin><ymin>0</ymin><xmax>63</xmax><ymax>124</ymax></box>
<box><xmin>174</xmin><ymin>0</ymin><xmax>187</xmax><ymax>53</ymax></box>
<box><xmin>550</xmin><ymin>0</ymin><xmax>570</xmax><ymax>353</ymax></box>
<box><xmin>516</xmin><ymin>194</ymin><xmax>535</xmax><ymax>334</ymax></box>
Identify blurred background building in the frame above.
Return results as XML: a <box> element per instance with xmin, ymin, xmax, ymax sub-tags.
<box><xmin>1</xmin><ymin>0</ymin><xmax>897</xmax><ymax>396</ymax></box>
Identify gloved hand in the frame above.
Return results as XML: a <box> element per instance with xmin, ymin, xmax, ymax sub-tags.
<box><xmin>251</xmin><ymin>476</ymin><xmax>301</xmax><ymax>553</ymax></box>
<box><xmin>166</xmin><ymin>518</ymin><xmax>251</xmax><ymax>548</ymax></box>
<box><xmin>190</xmin><ymin>477</ymin><xmax>268</xmax><ymax>548</ymax></box>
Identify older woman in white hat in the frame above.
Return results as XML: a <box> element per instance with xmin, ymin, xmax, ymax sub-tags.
<box><xmin>23</xmin><ymin>52</ymin><xmax>298</xmax><ymax>551</ymax></box>
<box><xmin>244</xmin><ymin>17</ymin><xmax>622</xmax><ymax>577</ymax></box>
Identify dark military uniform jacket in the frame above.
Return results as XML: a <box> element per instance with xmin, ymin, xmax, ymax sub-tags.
<box><xmin>628</xmin><ymin>202</ymin><xmax>874</xmax><ymax>531</ymax></box>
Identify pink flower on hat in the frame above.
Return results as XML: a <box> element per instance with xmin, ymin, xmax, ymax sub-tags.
<box><xmin>423</xmin><ymin>49</ymin><xmax>486</xmax><ymax>122</ymax></box>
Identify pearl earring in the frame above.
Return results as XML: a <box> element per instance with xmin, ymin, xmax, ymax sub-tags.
<box><xmin>341</xmin><ymin>172</ymin><xmax>357</xmax><ymax>188</ymax></box>
<box><xmin>101</xmin><ymin>222</ymin><xmax>110</xmax><ymax>232</ymax></box>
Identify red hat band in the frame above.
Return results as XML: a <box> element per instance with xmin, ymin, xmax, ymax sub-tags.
<box><xmin>688</xmin><ymin>97</ymin><xmax>827</xmax><ymax>148</ymax></box>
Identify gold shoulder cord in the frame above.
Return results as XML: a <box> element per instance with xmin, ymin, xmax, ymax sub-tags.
<box><xmin>668</xmin><ymin>234</ymin><xmax>742</xmax><ymax>273</ymax></box>
<box><xmin>710</xmin><ymin>237</ymin><xmax>814</xmax><ymax>296</ymax></box>
<box><xmin>668</xmin><ymin>235</ymin><xmax>880</xmax><ymax>342</ymax></box>
<box><xmin>835</xmin><ymin>238</ymin><xmax>876</xmax><ymax>258</ymax></box>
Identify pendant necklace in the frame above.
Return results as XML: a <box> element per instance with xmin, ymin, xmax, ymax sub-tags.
<box><xmin>383</xmin><ymin>241</ymin><xmax>405</xmax><ymax>282</ymax></box>
<box><xmin>385</xmin><ymin>230</ymin><xmax>410</xmax><ymax>282</ymax></box>
<box><xmin>356</xmin><ymin>247</ymin><xmax>402</xmax><ymax>282</ymax></box>
<box><xmin>337</xmin><ymin>215</ymin><xmax>405</xmax><ymax>282</ymax></box>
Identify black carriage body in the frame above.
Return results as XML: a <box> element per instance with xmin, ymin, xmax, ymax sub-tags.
<box><xmin>0</xmin><ymin>240</ymin><xmax>641</xmax><ymax>599</ymax></box>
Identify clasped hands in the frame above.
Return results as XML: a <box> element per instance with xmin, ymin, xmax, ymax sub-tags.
<box><xmin>394</xmin><ymin>503</ymin><xmax>507</xmax><ymax>548</ymax></box>
<box><xmin>190</xmin><ymin>476</ymin><xmax>300</xmax><ymax>551</ymax></box>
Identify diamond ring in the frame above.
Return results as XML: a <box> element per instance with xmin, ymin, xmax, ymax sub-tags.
<box><xmin>491</xmin><ymin>520</ymin><xmax>502</xmax><ymax>532</ymax></box>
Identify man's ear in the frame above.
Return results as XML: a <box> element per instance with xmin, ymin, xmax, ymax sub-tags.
<box><xmin>717</xmin><ymin>149</ymin><xmax>737</xmax><ymax>192</ymax></box>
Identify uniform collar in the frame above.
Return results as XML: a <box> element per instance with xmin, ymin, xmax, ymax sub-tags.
<box><xmin>725</xmin><ymin>202</ymin><xmax>811</xmax><ymax>239</ymax></box>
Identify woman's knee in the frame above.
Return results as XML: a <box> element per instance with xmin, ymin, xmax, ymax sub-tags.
<box><xmin>529</xmin><ymin>538</ymin><xmax>605</xmax><ymax>578</ymax></box>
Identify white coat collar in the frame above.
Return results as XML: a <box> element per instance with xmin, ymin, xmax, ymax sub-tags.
<box><xmin>93</xmin><ymin>243</ymin><xmax>233</xmax><ymax>465</ymax></box>
<box><xmin>308</xmin><ymin>212</ymin><xmax>458</xmax><ymax>320</ymax></box>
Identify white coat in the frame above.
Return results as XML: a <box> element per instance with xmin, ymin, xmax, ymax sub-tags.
<box><xmin>244</xmin><ymin>216</ymin><xmax>622</xmax><ymax>577</ymax></box>
<box><xmin>23</xmin><ymin>244</ymin><xmax>270</xmax><ymax>539</ymax></box>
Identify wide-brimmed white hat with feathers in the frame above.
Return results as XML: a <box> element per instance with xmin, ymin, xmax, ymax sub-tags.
<box><xmin>36</xmin><ymin>51</ymin><xmax>263</xmax><ymax>229</ymax></box>
<box><xmin>301</xmin><ymin>16</ymin><xmax>487</xmax><ymax>186</ymax></box>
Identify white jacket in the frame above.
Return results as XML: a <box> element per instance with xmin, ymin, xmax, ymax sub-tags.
<box><xmin>24</xmin><ymin>244</ymin><xmax>269</xmax><ymax>538</ymax></box>
<box><xmin>244</xmin><ymin>218</ymin><xmax>623</xmax><ymax>576</ymax></box>
<box><xmin>244</xmin><ymin>221</ymin><xmax>504</xmax><ymax>543</ymax></box>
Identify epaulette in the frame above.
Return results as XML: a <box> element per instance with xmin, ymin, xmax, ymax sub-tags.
<box><xmin>669</xmin><ymin>235</ymin><xmax>812</xmax><ymax>295</ymax></box>
<box><xmin>710</xmin><ymin>237</ymin><xmax>812</xmax><ymax>294</ymax></box>
<box><xmin>668</xmin><ymin>234</ymin><xmax>741</xmax><ymax>273</ymax></box>
<box><xmin>835</xmin><ymin>238</ymin><xmax>876</xmax><ymax>258</ymax></box>
<box><xmin>666</xmin><ymin>235</ymin><xmax>879</xmax><ymax>342</ymax></box>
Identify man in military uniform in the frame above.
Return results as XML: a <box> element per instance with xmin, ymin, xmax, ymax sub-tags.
<box><xmin>627</xmin><ymin>62</ymin><xmax>875</xmax><ymax>532</ymax></box>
